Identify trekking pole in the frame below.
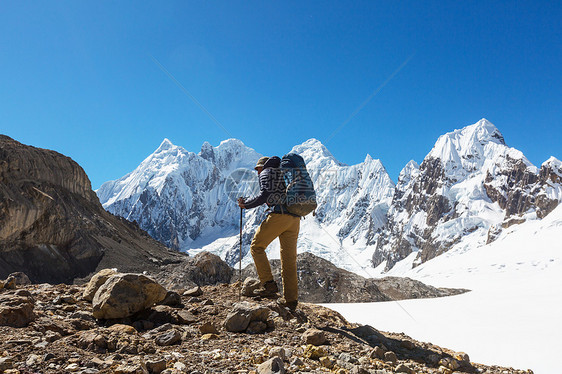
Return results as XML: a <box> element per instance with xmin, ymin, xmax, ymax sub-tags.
<box><xmin>239</xmin><ymin>206</ymin><xmax>243</xmax><ymax>301</ymax></box>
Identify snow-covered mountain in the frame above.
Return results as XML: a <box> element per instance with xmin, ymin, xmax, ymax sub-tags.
<box><xmin>373</xmin><ymin>119</ymin><xmax>562</xmax><ymax>271</ymax></box>
<box><xmin>97</xmin><ymin>138</ymin><xmax>262</xmax><ymax>250</ymax></box>
<box><xmin>97</xmin><ymin>119</ymin><xmax>561</xmax><ymax>275</ymax></box>
<box><xmin>97</xmin><ymin>137</ymin><xmax>395</xmax><ymax>271</ymax></box>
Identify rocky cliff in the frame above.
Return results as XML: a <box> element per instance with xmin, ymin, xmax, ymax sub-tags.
<box><xmin>0</xmin><ymin>135</ymin><xmax>184</xmax><ymax>283</ymax></box>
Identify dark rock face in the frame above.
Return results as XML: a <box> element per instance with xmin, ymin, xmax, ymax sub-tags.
<box><xmin>238</xmin><ymin>252</ymin><xmax>465</xmax><ymax>303</ymax></box>
<box><xmin>0</xmin><ymin>135</ymin><xmax>184</xmax><ymax>283</ymax></box>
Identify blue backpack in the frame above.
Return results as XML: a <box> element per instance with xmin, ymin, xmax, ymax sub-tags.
<box><xmin>280</xmin><ymin>153</ymin><xmax>317</xmax><ymax>216</ymax></box>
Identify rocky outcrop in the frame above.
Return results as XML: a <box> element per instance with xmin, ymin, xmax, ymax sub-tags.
<box><xmin>0</xmin><ymin>135</ymin><xmax>185</xmax><ymax>283</ymax></box>
<box><xmin>237</xmin><ymin>252</ymin><xmax>465</xmax><ymax>303</ymax></box>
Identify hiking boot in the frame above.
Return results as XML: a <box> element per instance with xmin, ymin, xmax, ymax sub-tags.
<box><xmin>277</xmin><ymin>297</ymin><xmax>298</xmax><ymax>311</ymax></box>
<box><xmin>252</xmin><ymin>280</ymin><xmax>279</xmax><ymax>298</ymax></box>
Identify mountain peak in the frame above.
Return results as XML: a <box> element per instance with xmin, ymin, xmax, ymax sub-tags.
<box><xmin>427</xmin><ymin>119</ymin><xmax>506</xmax><ymax>163</ymax></box>
<box><xmin>290</xmin><ymin>138</ymin><xmax>346</xmax><ymax>166</ymax></box>
<box><xmin>543</xmin><ymin>156</ymin><xmax>561</xmax><ymax>167</ymax></box>
<box><xmin>199</xmin><ymin>141</ymin><xmax>215</xmax><ymax>162</ymax></box>
<box><xmin>156</xmin><ymin>138</ymin><xmax>175</xmax><ymax>152</ymax></box>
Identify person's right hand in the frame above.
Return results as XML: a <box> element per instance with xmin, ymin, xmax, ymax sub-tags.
<box><xmin>237</xmin><ymin>197</ymin><xmax>246</xmax><ymax>209</ymax></box>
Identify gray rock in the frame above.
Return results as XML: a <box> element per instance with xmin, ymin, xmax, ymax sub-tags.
<box><xmin>338</xmin><ymin>352</ymin><xmax>358</xmax><ymax>364</ymax></box>
<box><xmin>257</xmin><ymin>356</ymin><xmax>285</xmax><ymax>374</ymax></box>
<box><xmin>26</xmin><ymin>354</ymin><xmax>42</xmax><ymax>367</ymax></box>
<box><xmin>92</xmin><ymin>273</ymin><xmax>167</xmax><ymax>319</ymax></box>
<box><xmin>176</xmin><ymin>310</ymin><xmax>197</xmax><ymax>324</ymax></box>
<box><xmin>246</xmin><ymin>320</ymin><xmax>268</xmax><ymax>334</ymax></box>
<box><xmin>71</xmin><ymin>310</ymin><xmax>95</xmax><ymax>321</ymax></box>
<box><xmin>155</xmin><ymin>329</ymin><xmax>181</xmax><ymax>346</ymax></box>
<box><xmin>159</xmin><ymin>291</ymin><xmax>182</xmax><ymax>306</ymax></box>
<box><xmin>224</xmin><ymin>301</ymin><xmax>270</xmax><ymax>332</ymax></box>
<box><xmin>269</xmin><ymin>347</ymin><xmax>287</xmax><ymax>361</ymax></box>
<box><xmin>290</xmin><ymin>357</ymin><xmax>303</xmax><ymax>367</ymax></box>
<box><xmin>146</xmin><ymin>358</ymin><xmax>166</xmax><ymax>374</ymax></box>
<box><xmin>8</xmin><ymin>272</ymin><xmax>31</xmax><ymax>285</ymax></box>
<box><xmin>384</xmin><ymin>351</ymin><xmax>398</xmax><ymax>364</ymax></box>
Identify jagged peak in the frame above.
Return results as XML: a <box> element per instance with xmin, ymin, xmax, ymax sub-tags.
<box><xmin>217</xmin><ymin>138</ymin><xmax>247</xmax><ymax>149</ymax></box>
<box><xmin>426</xmin><ymin>119</ymin><xmax>506</xmax><ymax>163</ymax></box>
<box><xmin>199</xmin><ymin>141</ymin><xmax>215</xmax><ymax>161</ymax></box>
<box><xmin>404</xmin><ymin>160</ymin><xmax>420</xmax><ymax>170</ymax></box>
<box><xmin>156</xmin><ymin>138</ymin><xmax>175</xmax><ymax>152</ymax></box>
<box><xmin>543</xmin><ymin>156</ymin><xmax>561</xmax><ymax>168</ymax></box>
<box><xmin>363</xmin><ymin>154</ymin><xmax>386</xmax><ymax>171</ymax></box>
<box><xmin>398</xmin><ymin>160</ymin><xmax>420</xmax><ymax>185</ymax></box>
<box><xmin>290</xmin><ymin>138</ymin><xmax>346</xmax><ymax>166</ymax></box>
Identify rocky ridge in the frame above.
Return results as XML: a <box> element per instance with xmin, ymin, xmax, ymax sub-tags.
<box><xmin>373</xmin><ymin>119</ymin><xmax>562</xmax><ymax>270</ymax></box>
<box><xmin>236</xmin><ymin>252</ymin><xmax>466</xmax><ymax>303</ymax></box>
<box><xmin>0</xmin><ymin>272</ymin><xmax>533</xmax><ymax>374</ymax></box>
<box><xmin>0</xmin><ymin>135</ymin><xmax>185</xmax><ymax>283</ymax></box>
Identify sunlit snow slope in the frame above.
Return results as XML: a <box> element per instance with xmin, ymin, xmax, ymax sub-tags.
<box><xmin>328</xmin><ymin>204</ymin><xmax>562</xmax><ymax>374</ymax></box>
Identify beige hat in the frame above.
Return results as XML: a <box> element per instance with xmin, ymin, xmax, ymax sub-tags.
<box><xmin>254</xmin><ymin>156</ymin><xmax>269</xmax><ymax>170</ymax></box>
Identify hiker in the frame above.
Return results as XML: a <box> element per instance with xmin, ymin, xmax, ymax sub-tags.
<box><xmin>238</xmin><ymin>156</ymin><xmax>300</xmax><ymax>310</ymax></box>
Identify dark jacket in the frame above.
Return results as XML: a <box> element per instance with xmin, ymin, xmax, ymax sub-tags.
<box><xmin>244</xmin><ymin>157</ymin><xmax>287</xmax><ymax>212</ymax></box>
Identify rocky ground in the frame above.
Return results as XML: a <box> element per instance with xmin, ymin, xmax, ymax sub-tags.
<box><xmin>0</xmin><ymin>273</ymin><xmax>532</xmax><ymax>374</ymax></box>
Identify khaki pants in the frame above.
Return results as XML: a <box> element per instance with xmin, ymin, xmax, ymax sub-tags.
<box><xmin>250</xmin><ymin>213</ymin><xmax>300</xmax><ymax>302</ymax></box>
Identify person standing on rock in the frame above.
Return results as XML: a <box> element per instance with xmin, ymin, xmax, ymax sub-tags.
<box><xmin>238</xmin><ymin>156</ymin><xmax>300</xmax><ymax>310</ymax></box>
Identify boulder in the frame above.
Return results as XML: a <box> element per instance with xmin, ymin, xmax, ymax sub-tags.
<box><xmin>92</xmin><ymin>273</ymin><xmax>167</xmax><ymax>319</ymax></box>
<box><xmin>7</xmin><ymin>272</ymin><xmax>31</xmax><ymax>286</ymax></box>
<box><xmin>0</xmin><ymin>294</ymin><xmax>35</xmax><ymax>327</ymax></box>
<box><xmin>224</xmin><ymin>301</ymin><xmax>270</xmax><ymax>332</ymax></box>
<box><xmin>83</xmin><ymin>269</ymin><xmax>119</xmax><ymax>302</ymax></box>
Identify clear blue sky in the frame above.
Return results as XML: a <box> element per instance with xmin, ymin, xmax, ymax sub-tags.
<box><xmin>1</xmin><ymin>1</ymin><xmax>560</xmax><ymax>189</ymax></box>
